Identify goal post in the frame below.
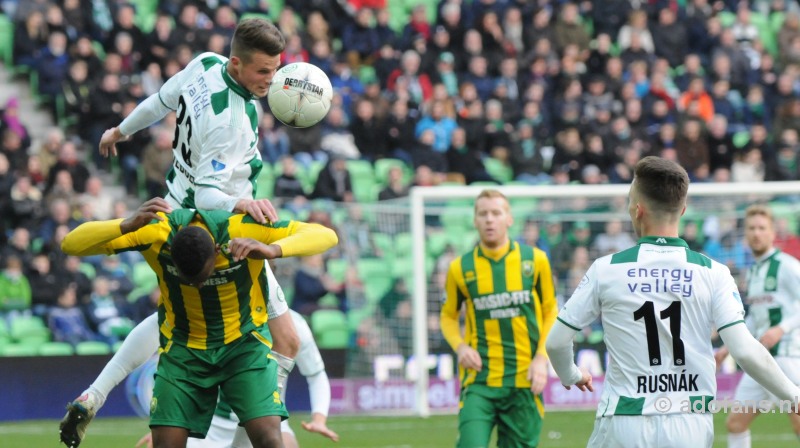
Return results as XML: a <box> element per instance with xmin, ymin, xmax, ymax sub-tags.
<box><xmin>410</xmin><ymin>181</ymin><xmax>800</xmax><ymax>417</ymax></box>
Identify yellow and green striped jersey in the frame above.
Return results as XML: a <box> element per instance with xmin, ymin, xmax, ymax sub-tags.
<box><xmin>99</xmin><ymin>209</ymin><xmax>298</xmax><ymax>350</ymax></box>
<box><xmin>442</xmin><ymin>241</ymin><xmax>557</xmax><ymax>389</ymax></box>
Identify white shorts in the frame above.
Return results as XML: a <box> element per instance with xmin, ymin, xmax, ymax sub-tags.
<box><xmin>734</xmin><ymin>357</ymin><xmax>800</xmax><ymax>407</ymax></box>
<box><xmin>281</xmin><ymin>419</ymin><xmax>294</xmax><ymax>436</ymax></box>
<box><xmin>185</xmin><ymin>414</ymin><xmax>238</xmax><ymax>448</ymax></box>
<box><xmin>587</xmin><ymin>413</ymin><xmax>713</xmax><ymax>448</ymax></box>
<box><xmin>183</xmin><ymin>415</ymin><xmax>294</xmax><ymax>448</ymax></box>
<box><xmin>265</xmin><ymin>260</ymin><xmax>288</xmax><ymax>319</ymax></box>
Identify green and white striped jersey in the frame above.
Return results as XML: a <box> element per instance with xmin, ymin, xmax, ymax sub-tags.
<box><xmin>158</xmin><ymin>52</ymin><xmax>262</xmax><ymax>209</ymax></box>
<box><xmin>558</xmin><ymin>236</ymin><xmax>745</xmax><ymax>417</ymax></box>
<box><xmin>744</xmin><ymin>248</ymin><xmax>800</xmax><ymax>357</ymax></box>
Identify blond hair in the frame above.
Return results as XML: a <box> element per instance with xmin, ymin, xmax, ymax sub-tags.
<box><xmin>474</xmin><ymin>189</ymin><xmax>509</xmax><ymax>212</ymax></box>
<box><xmin>745</xmin><ymin>204</ymin><xmax>774</xmax><ymax>223</ymax></box>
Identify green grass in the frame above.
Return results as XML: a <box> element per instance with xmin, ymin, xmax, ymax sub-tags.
<box><xmin>1</xmin><ymin>411</ymin><xmax>798</xmax><ymax>447</ymax></box>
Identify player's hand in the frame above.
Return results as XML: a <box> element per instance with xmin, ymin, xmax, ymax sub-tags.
<box><xmin>134</xmin><ymin>432</ymin><xmax>153</xmax><ymax>448</ymax></box>
<box><xmin>456</xmin><ymin>343</ymin><xmax>482</xmax><ymax>371</ymax></box>
<box><xmin>565</xmin><ymin>369</ymin><xmax>594</xmax><ymax>392</ymax></box>
<box><xmin>713</xmin><ymin>346</ymin><xmax>729</xmax><ymax>371</ymax></box>
<box><xmin>760</xmin><ymin>326</ymin><xmax>784</xmax><ymax>350</ymax></box>
<box><xmin>228</xmin><ymin>238</ymin><xmax>282</xmax><ymax>261</ymax></box>
<box><xmin>234</xmin><ymin>198</ymin><xmax>278</xmax><ymax>224</ymax></box>
<box><xmin>99</xmin><ymin>127</ymin><xmax>129</xmax><ymax>158</ymax></box>
<box><xmin>120</xmin><ymin>198</ymin><xmax>172</xmax><ymax>233</ymax></box>
<box><xmin>301</xmin><ymin>412</ymin><xmax>340</xmax><ymax>442</ymax></box>
<box><xmin>528</xmin><ymin>354</ymin><xmax>549</xmax><ymax>394</ymax></box>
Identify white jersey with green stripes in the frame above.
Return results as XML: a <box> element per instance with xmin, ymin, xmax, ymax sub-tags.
<box><xmin>159</xmin><ymin>52</ymin><xmax>262</xmax><ymax>209</ymax></box>
<box><xmin>558</xmin><ymin>236</ymin><xmax>745</xmax><ymax>417</ymax></box>
<box><xmin>744</xmin><ymin>248</ymin><xmax>800</xmax><ymax>357</ymax></box>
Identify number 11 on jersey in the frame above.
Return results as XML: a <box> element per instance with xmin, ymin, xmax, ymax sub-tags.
<box><xmin>633</xmin><ymin>301</ymin><xmax>686</xmax><ymax>366</ymax></box>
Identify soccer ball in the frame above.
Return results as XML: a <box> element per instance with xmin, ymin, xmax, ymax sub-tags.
<box><xmin>268</xmin><ymin>62</ymin><xmax>333</xmax><ymax>128</ymax></box>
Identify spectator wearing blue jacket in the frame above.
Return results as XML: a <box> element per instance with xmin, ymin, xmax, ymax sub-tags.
<box><xmin>415</xmin><ymin>100</ymin><xmax>458</xmax><ymax>153</ymax></box>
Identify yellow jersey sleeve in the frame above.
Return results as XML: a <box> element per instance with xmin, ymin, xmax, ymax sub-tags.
<box><xmin>232</xmin><ymin>218</ymin><xmax>339</xmax><ymax>257</ymax></box>
<box><xmin>441</xmin><ymin>257</ymin><xmax>469</xmax><ymax>352</ymax></box>
<box><xmin>533</xmin><ymin>247</ymin><xmax>558</xmax><ymax>356</ymax></box>
<box><xmin>61</xmin><ymin>215</ymin><xmax>167</xmax><ymax>256</ymax></box>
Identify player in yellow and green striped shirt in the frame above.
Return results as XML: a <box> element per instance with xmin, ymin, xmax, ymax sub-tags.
<box><xmin>61</xmin><ymin>198</ymin><xmax>338</xmax><ymax>448</ymax></box>
<box><xmin>441</xmin><ymin>190</ymin><xmax>557</xmax><ymax>448</ymax></box>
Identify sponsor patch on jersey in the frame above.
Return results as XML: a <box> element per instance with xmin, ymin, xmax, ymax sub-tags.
<box><xmin>211</xmin><ymin>159</ymin><xmax>226</xmax><ymax>171</ymax></box>
<box><xmin>277</xmin><ymin>287</ymin><xmax>285</xmax><ymax>302</ymax></box>
<box><xmin>733</xmin><ymin>291</ymin><xmax>742</xmax><ymax>304</ymax></box>
<box><xmin>522</xmin><ymin>260</ymin><xmax>533</xmax><ymax>277</ymax></box>
<box><xmin>464</xmin><ymin>270</ymin><xmax>476</xmax><ymax>282</ymax></box>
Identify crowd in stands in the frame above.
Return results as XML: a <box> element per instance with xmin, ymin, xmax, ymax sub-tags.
<box><xmin>3</xmin><ymin>0</ymin><xmax>800</xmax><ymax>371</ymax></box>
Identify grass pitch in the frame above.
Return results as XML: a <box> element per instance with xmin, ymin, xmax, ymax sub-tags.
<box><xmin>0</xmin><ymin>410</ymin><xmax>797</xmax><ymax>447</ymax></box>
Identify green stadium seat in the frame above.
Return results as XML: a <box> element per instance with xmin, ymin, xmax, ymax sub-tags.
<box><xmin>771</xmin><ymin>12</ymin><xmax>786</xmax><ymax>33</ymax></box>
<box><xmin>440</xmin><ymin>206</ymin><xmax>473</xmax><ymax>232</ymax></box>
<box><xmin>394</xmin><ymin>233</ymin><xmax>413</xmax><ymax>256</ymax></box>
<box><xmin>73</xmin><ymin>264</ymin><xmax>99</xmax><ymax>286</ymax></box>
<box><xmin>267</xmin><ymin>0</ymin><xmax>285</xmax><ymax>22</ymax></box>
<box><xmin>346</xmin><ymin>160</ymin><xmax>374</xmax><ymax>178</ymax></box>
<box><xmin>347</xmin><ymin>160</ymin><xmax>378</xmax><ymax>202</ymax></box>
<box><xmin>38</xmin><ymin>342</ymin><xmax>75</xmax><ymax>356</ymax></box>
<box><xmin>718</xmin><ymin>11</ymin><xmax>736</xmax><ymax>28</ymax></box>
<box><xmin>732</xmin><ymin>131</ymin><xmax>750</xmax><ymax>149</ymax></box>
<box><xmin>0</xmin><ymin>14</ymin><xmax>14</xmax><ymax>67</ymax></box>
<box><xmin>311</xmin><ymin>309</ymin><xmax>349</xmax><ymax>349</ymax></box>
<box><xmin>347</xmin><ymin>305</ymin><xmax>374</xmax><ymax>333</ymax></box>
<box><xmin>358</xmin><ymin>65</ymin><xmax>378</xmax><ymax>85</ymax></box>
<box><xmin>10</xmin><ymin>316</ymin><xmax>50</xmax><ymax>344</ymax></box>
<box><xmin>392</xmin><ymin>255</ymin><xmax>435</xmax><ymax>279</ymax></box>
<box><xmin>255</xmin><ymin>168</ymin><xmax>274</xmax><ymax>199</ymax></box>
<box><xmin>357</xmin><ymin>258</ymin><xmax>391</xmax><ymax>281</ymax></box>
<box><xmin>128</xmin><ymin>260</ymin><xmax>158</xmax><ymax>302</ymax></box>
<box><xmin>483</xmin><ymin>158</ymin><xmax>513</xmax><ymax>183</ymax></box>
<box><xmin>1</xmin><ymin>342</ymin><xmax>40</xmax><ymax>357</ymax></box>
<box><xmin>240</xmin><ymin>12</ymin><xmax>272</xmax><ymax>23</ymax></box>
<box><xmin>374</xmin><ymin>158</ymin><xmax>410</xmax><ymax>186</ymax></box>
<box><xmin>327</xmin><ymin>258</ymin><xmax>349</xmax><ymax>282</ymax></box>
<box><xmin>364</xmin><ymin>276</ymin><xmax>394</xmax><ymax>303</ymax></box>
<box><xmin>318</xmin><ymin>293</ymin><xmax>340</xmax><ymax>309</ymax></box>
<box><xmin>133</xmin><ymin>261</ymin><xmax>157</xmax><ymax>290</ymax></box>
<box><xmin>75</xmin><ymin>341</ymin><xmax>112</xmax><ymax>355</ymax></box>
<box><xmin>372</xmin><ymin>233</ymin><xmax>394</xmax><ymax>258</ymax></box>
<box><xmin>426</xmin><ymin>232</ymin><xmax>450</xmax><ymax>258</ymax></box>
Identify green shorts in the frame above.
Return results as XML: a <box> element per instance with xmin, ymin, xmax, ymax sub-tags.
<box><xmin>149</xmin><ymin>330</ymin><xmax>288</xmax><ymax>438</ymax></box>
<box><xmin>457</xmin><ymin>384</ymin><xmax>544</xmax><ymax>448</ymax></box>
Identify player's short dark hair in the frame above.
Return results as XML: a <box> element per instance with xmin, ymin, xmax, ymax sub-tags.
<box><xmin>231</xmin><ymin>18</ymin><xmax>285</xmax><ymax>61</ymax></box>
<box><xmin>171</xmin><ymin>226</ymin><xmax>215</xmax><ymax>284</ymax></box>
<box><xmin>633</xmin><ymin>156</ymin><xmax>689</xmax><ymax>214</ymax></box>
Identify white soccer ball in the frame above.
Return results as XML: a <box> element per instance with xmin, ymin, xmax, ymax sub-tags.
<box><xmin>268</xmin><ymin>62</ymin><xmax>333</xmax><ymax>128</ymax></box>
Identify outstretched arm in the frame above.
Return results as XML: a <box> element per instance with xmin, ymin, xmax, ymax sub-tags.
<box><xmin>62</xmin><ymin>198</ymin><xmax>172</xmax><ymax>256</ymax></box>
<box><xmin>100</xmin><ymin>94</ymin><xmax>174</xmax><ymax>157</ymax></box>
<box><xmin>301</xmin><ymin>370</ymin><xmax>339</xmax><ymax>441</ymax></box>
<box><xmin>545</xmin><ymin>320</ymin><xmax>593</xmax><ymax>391</ymax></box>
<box><xmin>229</xmin><ymin>221</ymin><xmax>338</xmax><ymax>261</ymax></box>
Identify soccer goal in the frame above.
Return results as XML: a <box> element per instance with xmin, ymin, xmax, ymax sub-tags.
<box><xmin>409</xmin><ymin>181</ymin><xmax>800</xmax><ymax>417</ymax></box>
